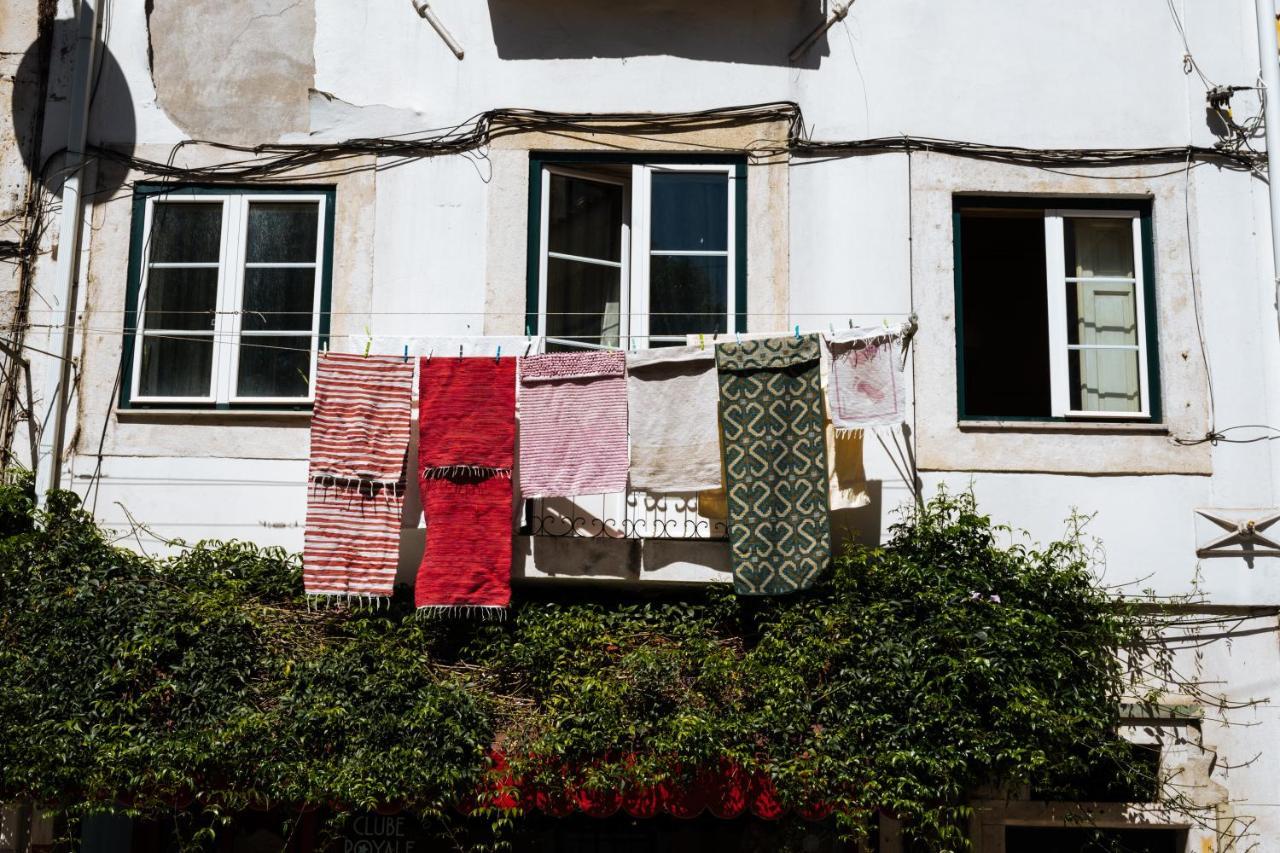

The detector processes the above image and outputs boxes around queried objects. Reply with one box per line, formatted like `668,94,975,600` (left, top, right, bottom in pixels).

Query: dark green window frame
525,152,749,341
953,195,1161,423
120,184,336,410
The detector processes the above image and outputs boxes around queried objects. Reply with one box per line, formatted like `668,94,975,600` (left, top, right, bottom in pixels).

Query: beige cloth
627,344,722,493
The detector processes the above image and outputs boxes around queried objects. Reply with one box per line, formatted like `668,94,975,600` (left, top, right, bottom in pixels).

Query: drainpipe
36,0,100,501
1256,0,1280,336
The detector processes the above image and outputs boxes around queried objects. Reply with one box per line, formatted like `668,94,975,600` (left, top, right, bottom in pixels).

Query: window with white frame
532,160,741,349
125,189,331,406
956,199,1157,420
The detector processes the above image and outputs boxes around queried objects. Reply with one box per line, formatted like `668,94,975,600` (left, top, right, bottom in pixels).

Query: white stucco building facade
2,1,1279,850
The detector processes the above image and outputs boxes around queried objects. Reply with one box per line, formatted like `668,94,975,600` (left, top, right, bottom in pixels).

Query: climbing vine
0,473,1168,850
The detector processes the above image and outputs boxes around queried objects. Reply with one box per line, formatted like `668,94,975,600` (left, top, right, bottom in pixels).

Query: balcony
514,490,731,585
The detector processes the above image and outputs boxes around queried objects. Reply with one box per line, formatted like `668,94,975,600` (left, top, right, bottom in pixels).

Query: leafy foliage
0,475,1154,850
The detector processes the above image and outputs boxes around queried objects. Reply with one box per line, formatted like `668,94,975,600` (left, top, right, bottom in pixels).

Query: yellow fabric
827,424,870,510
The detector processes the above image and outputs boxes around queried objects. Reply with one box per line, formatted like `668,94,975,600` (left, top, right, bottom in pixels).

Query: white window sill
116,408,312,422
957,419,1167,435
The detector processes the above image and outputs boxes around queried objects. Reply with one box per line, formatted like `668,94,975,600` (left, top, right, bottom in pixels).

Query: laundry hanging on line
626,344,722,494
716,334,832,596
517,350,630,498
415,356,517,616
824,325,909,432
303,352,414,603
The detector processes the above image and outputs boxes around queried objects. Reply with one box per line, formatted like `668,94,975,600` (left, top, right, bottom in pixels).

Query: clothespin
735,331,741,344
458,345,463,359
848,318,853,329
794,324,801,340
495,345,502,362
828,322,835,335
524,336,533,357
882,317,889,328
322,339,328,353
698,333,705,351
402,345,409,363
362,326,372,357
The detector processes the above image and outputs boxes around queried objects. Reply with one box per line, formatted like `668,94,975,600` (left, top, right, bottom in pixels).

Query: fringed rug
518,351,628,497
303,353,414,603
716,335,831,595
415,356,516,615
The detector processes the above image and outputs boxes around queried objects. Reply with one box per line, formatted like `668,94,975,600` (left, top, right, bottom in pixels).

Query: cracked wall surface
146,0,315,145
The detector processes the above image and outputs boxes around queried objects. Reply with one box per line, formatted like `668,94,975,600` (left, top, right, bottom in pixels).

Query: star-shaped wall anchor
1194,508,1280,565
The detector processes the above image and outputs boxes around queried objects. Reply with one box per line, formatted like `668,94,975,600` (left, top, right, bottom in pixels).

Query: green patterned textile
715,335,831,595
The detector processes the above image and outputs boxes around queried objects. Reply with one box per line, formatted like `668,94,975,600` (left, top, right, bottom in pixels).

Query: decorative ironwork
525,489,728,540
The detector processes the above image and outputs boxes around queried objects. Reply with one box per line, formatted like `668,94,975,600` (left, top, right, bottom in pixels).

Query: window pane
650,172,728,252
548,174,623,261
143,268,218,330
1065,217,1134,278
149,202,223,263
138,335,213,397
1067,281,1138,346
958,210,1052,417
1069,347,1142,412
648,255,727,338
236,335,312,398
546,258,621,347
245,202,319,263
242,267,316,332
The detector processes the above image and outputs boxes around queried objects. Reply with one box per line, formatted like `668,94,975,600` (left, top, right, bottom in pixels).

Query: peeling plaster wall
146,0,314,145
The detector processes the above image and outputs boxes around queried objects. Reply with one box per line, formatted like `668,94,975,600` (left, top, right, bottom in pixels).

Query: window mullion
214,198,245,404
725,166,736,336
1043,212,1070,417
620,183,633,349
536,167,551,338
130,198,157,401
631,163,651,348
1130,215,1151,416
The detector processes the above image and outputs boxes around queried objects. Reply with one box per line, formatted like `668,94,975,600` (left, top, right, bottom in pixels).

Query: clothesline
17,321,919,359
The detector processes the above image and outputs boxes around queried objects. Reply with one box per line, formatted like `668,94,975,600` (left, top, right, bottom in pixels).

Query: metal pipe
1252,0,1280,502
1256,0,1280,336
37,0,100,500
412,1,464,60
789,1,854,64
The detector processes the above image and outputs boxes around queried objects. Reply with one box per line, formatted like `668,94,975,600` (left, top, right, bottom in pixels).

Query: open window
121,186,334,408
955,198,1159,421
528,156,745,349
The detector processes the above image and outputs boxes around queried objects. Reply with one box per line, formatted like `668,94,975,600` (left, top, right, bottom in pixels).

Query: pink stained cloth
824,328,907,431
517,351,629,497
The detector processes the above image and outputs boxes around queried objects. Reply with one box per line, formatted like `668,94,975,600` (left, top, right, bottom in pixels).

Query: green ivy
0,474,1156,850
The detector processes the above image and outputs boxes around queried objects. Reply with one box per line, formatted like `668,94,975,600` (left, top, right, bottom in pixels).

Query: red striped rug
415,357,516,615
303,353,414,603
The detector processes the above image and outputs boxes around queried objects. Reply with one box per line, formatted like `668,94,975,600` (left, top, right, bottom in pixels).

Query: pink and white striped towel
517,351,628,498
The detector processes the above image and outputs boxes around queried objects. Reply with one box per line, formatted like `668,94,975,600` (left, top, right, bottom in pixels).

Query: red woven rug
415,357,516,614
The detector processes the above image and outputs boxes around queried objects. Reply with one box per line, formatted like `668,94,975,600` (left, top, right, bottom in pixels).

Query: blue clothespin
495,345,502,362
794,324,801,340
403,345,409,363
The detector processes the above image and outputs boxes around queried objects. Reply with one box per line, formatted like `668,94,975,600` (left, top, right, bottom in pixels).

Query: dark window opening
958,209,1051,417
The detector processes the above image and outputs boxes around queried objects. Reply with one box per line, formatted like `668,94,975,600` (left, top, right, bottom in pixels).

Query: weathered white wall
10,0,1280,843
